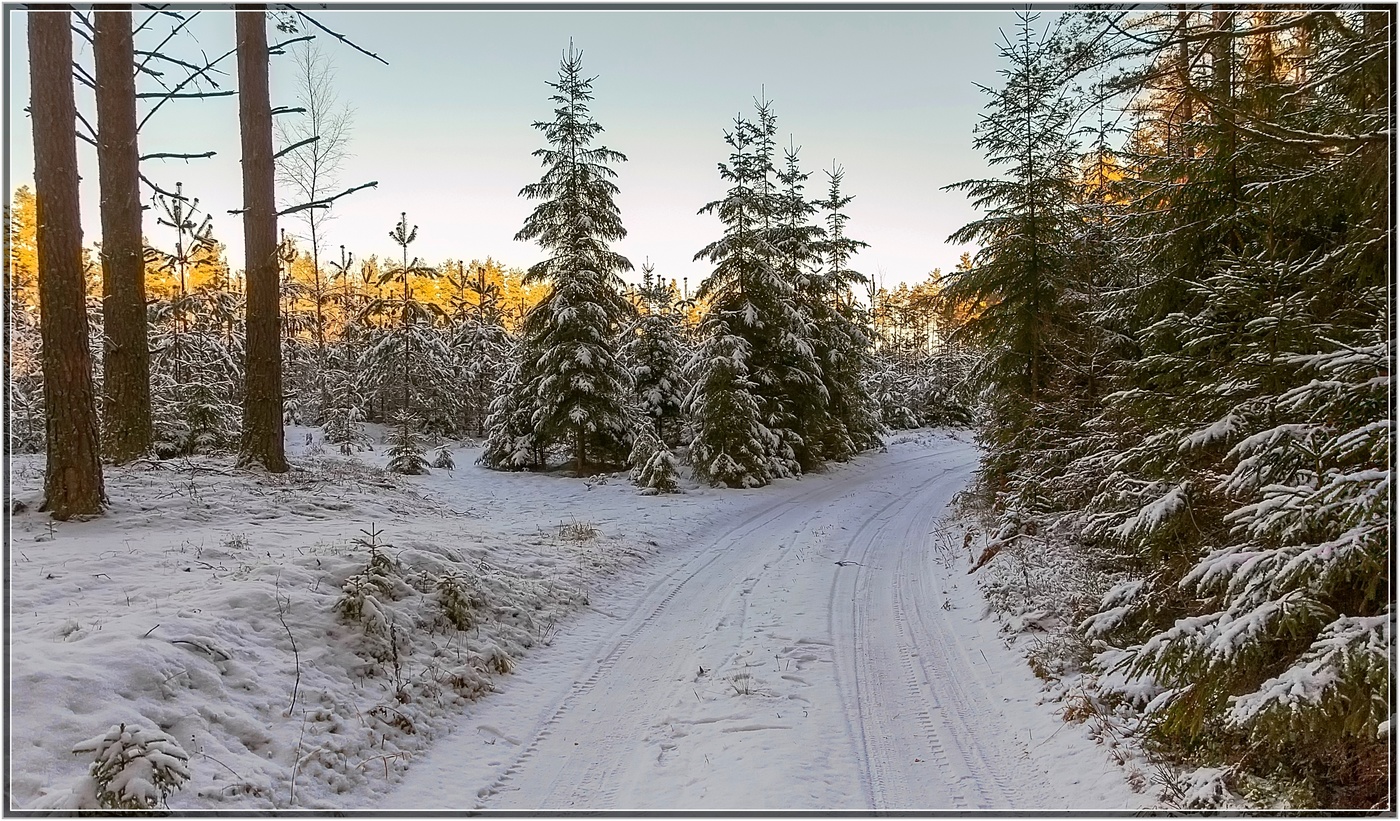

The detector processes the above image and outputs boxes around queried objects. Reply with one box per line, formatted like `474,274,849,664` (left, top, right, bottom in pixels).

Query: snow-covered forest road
384,436,1136,811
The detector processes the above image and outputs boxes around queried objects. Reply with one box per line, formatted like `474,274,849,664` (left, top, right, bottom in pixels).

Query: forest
8,5,1392,812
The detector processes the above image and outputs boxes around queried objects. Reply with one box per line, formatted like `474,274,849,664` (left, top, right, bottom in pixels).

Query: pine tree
445,261,513,437
1071,11,1392,801
811,163,882,459
358,213,455,436
94,8,152,463
385,410,429,475
479,357,541,470
770,142,832,469
30,7,105,518
235,7,288,473
487,42,635,475
629,425,680,494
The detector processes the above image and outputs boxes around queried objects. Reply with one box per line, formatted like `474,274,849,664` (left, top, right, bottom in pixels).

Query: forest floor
7,427,1146,812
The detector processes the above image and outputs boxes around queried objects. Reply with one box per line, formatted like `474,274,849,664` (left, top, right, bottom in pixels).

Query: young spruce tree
483,42,635,475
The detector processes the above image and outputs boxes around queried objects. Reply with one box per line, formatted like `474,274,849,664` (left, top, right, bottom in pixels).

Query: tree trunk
30,5,106,518
236,7,288,472
94,7,151,463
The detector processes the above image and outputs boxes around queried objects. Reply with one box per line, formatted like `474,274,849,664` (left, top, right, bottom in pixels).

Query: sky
7,7,1023,291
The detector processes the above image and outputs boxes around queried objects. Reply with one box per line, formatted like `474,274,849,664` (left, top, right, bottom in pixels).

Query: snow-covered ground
7,428,1148,811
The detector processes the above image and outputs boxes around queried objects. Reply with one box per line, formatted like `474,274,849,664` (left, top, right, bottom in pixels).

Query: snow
1110,481,1189,539
8,428,1147,811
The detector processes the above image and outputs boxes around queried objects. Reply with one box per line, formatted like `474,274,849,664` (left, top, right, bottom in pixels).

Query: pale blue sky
8,7,1024,289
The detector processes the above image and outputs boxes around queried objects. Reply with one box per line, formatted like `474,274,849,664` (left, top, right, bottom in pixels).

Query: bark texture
30,6,106,517
236,7,288,472
94,6,152,463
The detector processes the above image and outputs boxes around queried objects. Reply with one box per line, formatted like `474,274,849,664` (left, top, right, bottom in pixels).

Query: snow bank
6,440,696,811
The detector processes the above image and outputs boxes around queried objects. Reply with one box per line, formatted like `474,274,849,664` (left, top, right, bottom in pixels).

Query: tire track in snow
471,449,955,809
895,532,1070,808
830,456,979,810
830,442,1068,810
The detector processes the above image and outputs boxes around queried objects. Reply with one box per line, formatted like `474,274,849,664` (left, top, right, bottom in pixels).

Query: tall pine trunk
94,7,151,463
30,5,105,517
236,7,288,472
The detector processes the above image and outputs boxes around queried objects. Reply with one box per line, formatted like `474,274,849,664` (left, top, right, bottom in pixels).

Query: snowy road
382,436,1134,810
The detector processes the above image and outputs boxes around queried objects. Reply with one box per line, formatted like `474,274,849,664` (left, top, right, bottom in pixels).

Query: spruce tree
486,42,635,475
942,10,1080,491
686,113,779,488
770,142,832,469
811,163,882,459
621,260,689,447
688,101,825,486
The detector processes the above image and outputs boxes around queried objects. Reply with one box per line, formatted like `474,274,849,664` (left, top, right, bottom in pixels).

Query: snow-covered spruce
385,411,430,475
483,42,635,476
55,723,192,810
621,261,689,448
687,105,807,487
627,426,681,494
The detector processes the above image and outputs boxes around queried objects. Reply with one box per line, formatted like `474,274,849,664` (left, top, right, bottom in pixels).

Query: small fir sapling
432,444,455,469
70,723,191,810
385,411,429,475
629,427,681,494
436,571,482,630
335,525,403,637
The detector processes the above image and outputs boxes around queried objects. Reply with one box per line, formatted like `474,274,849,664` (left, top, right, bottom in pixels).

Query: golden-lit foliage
275,238,546,335
7,185,38,308
871,262,987,355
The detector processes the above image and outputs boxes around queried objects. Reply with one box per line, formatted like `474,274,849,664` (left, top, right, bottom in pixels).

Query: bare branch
269,35,315,55
277,180,378,216
74,108,98,141
137,45,240,131
139,172,190,201
135,48,228,80
289,9,389,65
72,62,96,89
140,151,218,162
273,135,319,160
136,89,236,99
133,6,181,37
136,9,200,74
271,105,307,116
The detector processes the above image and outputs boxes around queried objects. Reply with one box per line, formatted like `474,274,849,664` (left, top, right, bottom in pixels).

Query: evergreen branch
277,181,378,216
273,135,319,160
140,151,217,162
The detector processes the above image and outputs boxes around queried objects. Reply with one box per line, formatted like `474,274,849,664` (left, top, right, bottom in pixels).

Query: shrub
71,723,190,810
